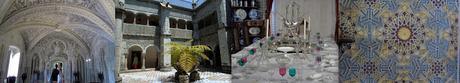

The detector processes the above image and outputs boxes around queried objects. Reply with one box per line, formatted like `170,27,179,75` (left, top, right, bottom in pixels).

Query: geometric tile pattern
338,0,458,82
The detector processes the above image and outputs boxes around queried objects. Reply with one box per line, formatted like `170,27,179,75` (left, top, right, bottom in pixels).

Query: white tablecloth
231,39,339,83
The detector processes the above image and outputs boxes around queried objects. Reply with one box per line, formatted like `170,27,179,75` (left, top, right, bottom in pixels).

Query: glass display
231,1,338,82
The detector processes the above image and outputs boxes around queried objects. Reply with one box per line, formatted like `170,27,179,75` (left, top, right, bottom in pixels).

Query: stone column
123,53,128,71
192,21,199,41
217,1,231,72
146,15,150,26
141,51,146,69
159,6,172,71
133,13,137,24
0,44,3,79
175,19,179,28
185,21,188,30
115,11,125,81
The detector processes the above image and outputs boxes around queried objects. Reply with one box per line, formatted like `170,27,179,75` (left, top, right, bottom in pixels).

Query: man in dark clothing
51,64,60,83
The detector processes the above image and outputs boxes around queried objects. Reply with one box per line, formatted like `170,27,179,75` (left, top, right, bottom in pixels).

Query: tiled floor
120,70,231,83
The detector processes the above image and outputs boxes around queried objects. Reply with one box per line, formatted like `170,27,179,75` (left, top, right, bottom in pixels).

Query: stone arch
45,54,68,82
124,11,135,24
136,13,148,25
30,53,40,75
170,18,178,28
149,15,160,26
127,45,143,69
29,53,42,82
178,19,187,29
6,45,21,81
74,54,85,83
145,45,160,69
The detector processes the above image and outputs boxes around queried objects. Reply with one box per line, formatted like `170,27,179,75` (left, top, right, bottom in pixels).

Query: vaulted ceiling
0,0,116,53
0,0,115,26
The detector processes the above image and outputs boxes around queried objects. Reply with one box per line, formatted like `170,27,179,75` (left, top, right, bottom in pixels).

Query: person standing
51,64,60,83
58,63,64,83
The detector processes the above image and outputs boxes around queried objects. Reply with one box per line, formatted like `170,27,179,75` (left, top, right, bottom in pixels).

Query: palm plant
168,41,210,82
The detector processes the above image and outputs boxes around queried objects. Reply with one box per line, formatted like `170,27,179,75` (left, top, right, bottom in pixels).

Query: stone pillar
185,21,188,30
133,13,137,24
0,44,3,79
159,6,172,71
141,51,146,69
192,21,199,41
124,53,128,71
115,11,125,81
175,19,179,28
217,0,231,72
146,15,150,26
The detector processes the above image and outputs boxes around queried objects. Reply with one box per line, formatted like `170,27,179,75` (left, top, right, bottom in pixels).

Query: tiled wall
338,0,458,82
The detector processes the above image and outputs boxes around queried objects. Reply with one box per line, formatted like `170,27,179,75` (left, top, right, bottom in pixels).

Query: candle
266,19,269,38
308,16,311,39
304,18,307,39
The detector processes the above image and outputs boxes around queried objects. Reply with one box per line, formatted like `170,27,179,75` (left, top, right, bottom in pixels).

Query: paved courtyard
120,70,231,83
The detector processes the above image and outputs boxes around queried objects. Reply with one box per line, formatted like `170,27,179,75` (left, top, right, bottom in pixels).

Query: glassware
315,55,322,64
288,67,296,77
279,67,287,77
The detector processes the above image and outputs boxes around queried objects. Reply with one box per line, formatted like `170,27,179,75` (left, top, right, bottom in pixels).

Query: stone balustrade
170,28,193,39
123,23,156,36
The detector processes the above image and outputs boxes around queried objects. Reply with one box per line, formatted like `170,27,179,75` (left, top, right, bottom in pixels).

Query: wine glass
288,67,297,81
278,66,288,83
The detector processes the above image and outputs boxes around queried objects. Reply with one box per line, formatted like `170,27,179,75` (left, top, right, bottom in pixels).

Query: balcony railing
170,28,193,39
123,23,156,36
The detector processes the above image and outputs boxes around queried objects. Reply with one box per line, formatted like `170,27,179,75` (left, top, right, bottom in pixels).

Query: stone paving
120,70,231,83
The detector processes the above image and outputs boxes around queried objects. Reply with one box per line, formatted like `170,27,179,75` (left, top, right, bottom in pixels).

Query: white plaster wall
272,0,336,37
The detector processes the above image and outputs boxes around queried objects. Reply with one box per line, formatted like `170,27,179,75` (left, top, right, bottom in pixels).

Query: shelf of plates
229,0,267,53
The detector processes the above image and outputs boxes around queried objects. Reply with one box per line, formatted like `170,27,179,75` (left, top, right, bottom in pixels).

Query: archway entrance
145,46,158,69
6,46,20,83
128,46,142,69
45,53,68,83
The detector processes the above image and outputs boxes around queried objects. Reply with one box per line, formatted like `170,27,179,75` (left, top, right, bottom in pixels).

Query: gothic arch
127,45,143,69
145,45,160,69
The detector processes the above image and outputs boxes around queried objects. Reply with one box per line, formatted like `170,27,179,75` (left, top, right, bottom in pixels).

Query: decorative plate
248,27,261,35
235,9,247,21
252,37,261,43
249,9,259,20
239,38,245,45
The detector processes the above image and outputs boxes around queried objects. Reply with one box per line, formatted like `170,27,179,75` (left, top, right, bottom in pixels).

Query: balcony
123,23,156,36
170,28,193,39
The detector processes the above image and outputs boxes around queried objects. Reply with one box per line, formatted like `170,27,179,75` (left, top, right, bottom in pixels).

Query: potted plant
168,42,210,83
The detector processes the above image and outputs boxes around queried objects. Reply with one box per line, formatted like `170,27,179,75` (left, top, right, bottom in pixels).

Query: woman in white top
57,63,64,83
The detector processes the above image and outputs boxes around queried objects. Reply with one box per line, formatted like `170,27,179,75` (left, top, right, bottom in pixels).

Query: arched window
7,46,20,77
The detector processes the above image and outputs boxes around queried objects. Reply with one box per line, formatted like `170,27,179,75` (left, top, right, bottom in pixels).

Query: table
231,39,339,83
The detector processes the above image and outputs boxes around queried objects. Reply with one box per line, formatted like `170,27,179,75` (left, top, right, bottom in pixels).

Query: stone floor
120,69,231,83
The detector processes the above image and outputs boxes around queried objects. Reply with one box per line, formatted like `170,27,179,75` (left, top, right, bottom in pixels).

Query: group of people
51,63,63,83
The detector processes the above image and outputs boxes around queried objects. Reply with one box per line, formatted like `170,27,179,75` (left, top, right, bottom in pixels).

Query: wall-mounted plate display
235,9,247,21
249,9,259,20
252,37,260,43
239,38,245,45
248,27,261,35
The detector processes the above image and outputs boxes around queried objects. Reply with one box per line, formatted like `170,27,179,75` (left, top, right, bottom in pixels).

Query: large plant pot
189,71,200,82
178,75,189,83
